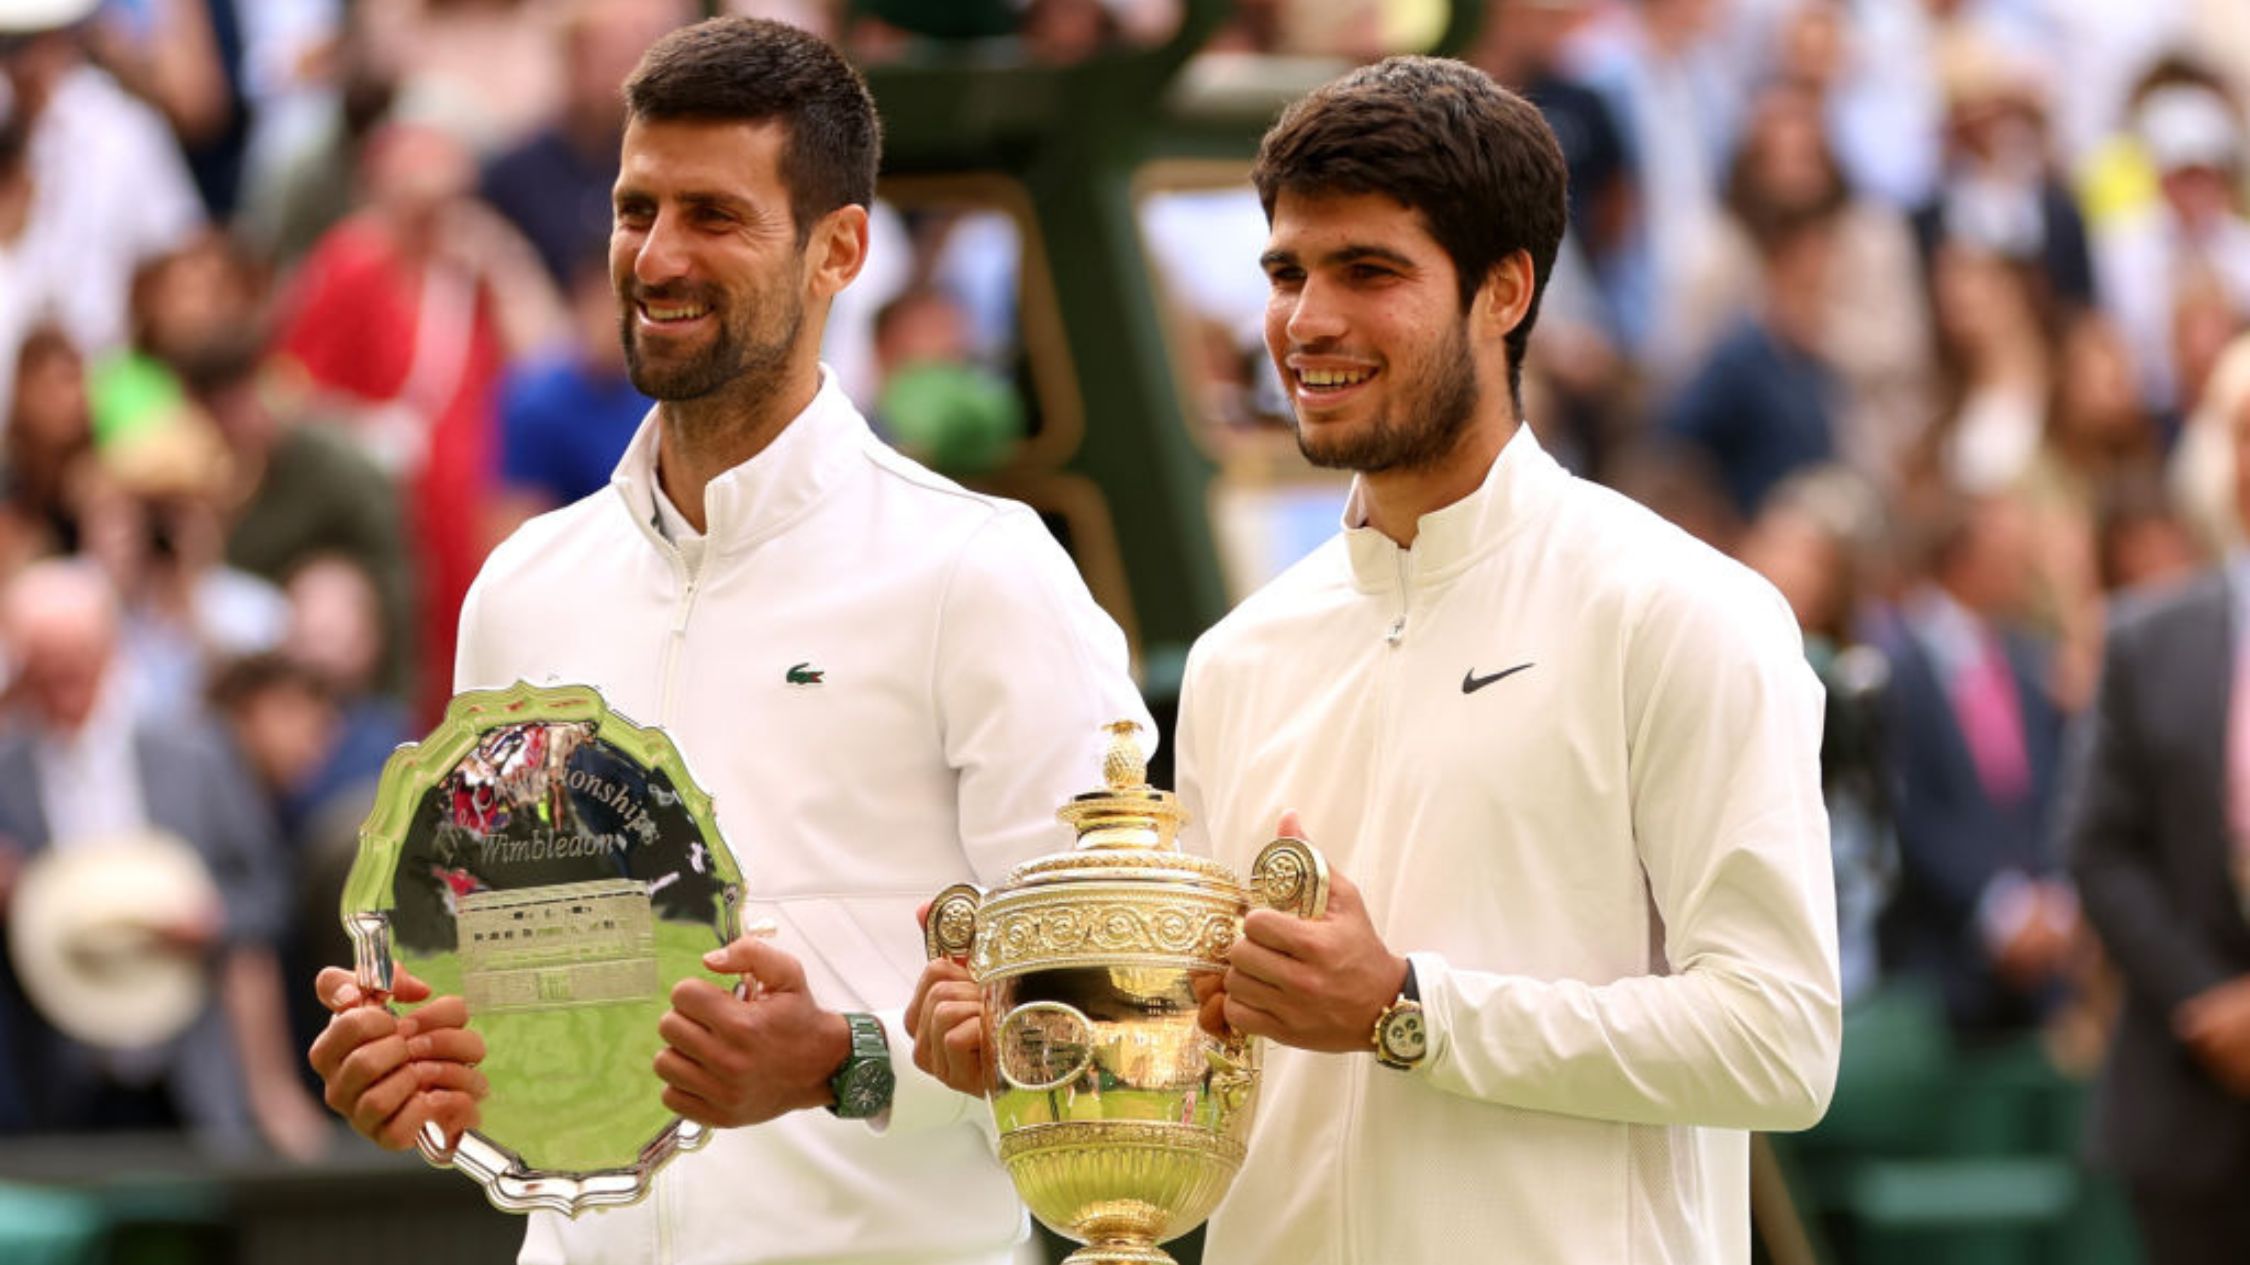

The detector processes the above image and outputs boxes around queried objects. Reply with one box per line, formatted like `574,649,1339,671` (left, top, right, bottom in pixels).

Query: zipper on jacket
1346,545,1412,1250
1385,549,1412,645
657,552,701,726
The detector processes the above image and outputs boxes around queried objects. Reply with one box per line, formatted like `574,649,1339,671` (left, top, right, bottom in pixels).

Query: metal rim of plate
341,681,745,1217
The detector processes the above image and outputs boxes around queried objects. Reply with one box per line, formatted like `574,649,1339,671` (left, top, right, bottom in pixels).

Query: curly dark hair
1252,56,1568,408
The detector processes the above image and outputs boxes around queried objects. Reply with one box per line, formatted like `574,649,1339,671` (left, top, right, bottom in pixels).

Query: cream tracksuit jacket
454,374,1150,1265
1179,425,1841,1264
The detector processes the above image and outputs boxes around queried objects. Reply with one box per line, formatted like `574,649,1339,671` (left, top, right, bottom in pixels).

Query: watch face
1380,1006,1427,1065
838,1063,897,1118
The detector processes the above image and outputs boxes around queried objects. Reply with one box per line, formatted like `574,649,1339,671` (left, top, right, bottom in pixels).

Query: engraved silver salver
341,683,744,1215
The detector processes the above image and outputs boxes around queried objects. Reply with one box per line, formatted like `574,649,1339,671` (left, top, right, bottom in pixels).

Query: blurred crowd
0,0,2244,1195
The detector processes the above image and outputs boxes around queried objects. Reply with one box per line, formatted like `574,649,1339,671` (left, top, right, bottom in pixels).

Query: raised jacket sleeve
1413,577,1840,1129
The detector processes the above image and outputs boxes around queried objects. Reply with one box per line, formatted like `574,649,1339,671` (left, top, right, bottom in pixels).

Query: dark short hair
207,651,334,715
623,17,881,240
1252,56,1568,407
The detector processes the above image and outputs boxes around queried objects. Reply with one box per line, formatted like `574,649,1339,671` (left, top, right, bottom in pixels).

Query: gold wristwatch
1371,959,1426,1071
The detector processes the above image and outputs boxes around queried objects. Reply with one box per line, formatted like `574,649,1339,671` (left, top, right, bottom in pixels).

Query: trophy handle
416,1120,459,1169
344,911,396,1004
1249,837,1330,920
994,1000,1097,1092
925,883,983,962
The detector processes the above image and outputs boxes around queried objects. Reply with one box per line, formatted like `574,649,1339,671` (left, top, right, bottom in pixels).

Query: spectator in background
1878,494,2079,1040
1661,199,1841,519
2079,56,2238,232
2095,77,2250,413
1674,80,1933,485
1821,0,1953,212
88,232,264,451
1021,0,1119,66
2014,312,2163,709
279,553,413,838
85,0,244,218
353,0,569,156
283,553,403,715
481,0,692,289
2093,473,2204,598
226,0,349,226
274,554,402,1054
207,644,401,1057
1564,0,1745,366
275,113,558,719
2171,328,2250,555
0,0,206,420
248,551,413,1044
492,238,651,535
0,560,325,1159
868,286,1023,475
77,409,290,725
1909,30,2095,316
2167,267,2249,440
1474,0,1632,280
2,326,97,560
2064,383,2250,1265
173,333,416,704
1921,243,2057,501
233,20,395,271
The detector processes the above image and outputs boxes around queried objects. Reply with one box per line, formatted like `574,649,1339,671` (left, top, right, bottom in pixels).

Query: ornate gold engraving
973,891,1238,978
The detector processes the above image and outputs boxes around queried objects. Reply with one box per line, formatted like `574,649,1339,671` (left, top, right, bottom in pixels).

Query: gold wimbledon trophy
924,722,1327,1265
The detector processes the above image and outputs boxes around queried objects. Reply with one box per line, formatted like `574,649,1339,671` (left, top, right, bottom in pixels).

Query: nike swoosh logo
1462,663,1534,694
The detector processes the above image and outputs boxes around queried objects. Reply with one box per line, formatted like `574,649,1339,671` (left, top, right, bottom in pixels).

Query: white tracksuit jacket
454,373,1150,1265
1179,424,1841,1264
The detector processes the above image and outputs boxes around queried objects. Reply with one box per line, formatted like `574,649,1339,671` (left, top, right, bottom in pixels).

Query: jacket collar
609,368,866,560
1341,422,1566,593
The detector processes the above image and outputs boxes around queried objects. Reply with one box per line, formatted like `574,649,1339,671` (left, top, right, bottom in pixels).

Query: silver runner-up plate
341,682,745,1216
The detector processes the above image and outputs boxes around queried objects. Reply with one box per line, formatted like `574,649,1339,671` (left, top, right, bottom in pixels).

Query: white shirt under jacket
1178,424,1841,1264
454,371,1150,1265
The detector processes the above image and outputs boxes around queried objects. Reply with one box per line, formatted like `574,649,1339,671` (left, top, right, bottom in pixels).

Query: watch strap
1372,959,1427,1071
826,1012,895,1118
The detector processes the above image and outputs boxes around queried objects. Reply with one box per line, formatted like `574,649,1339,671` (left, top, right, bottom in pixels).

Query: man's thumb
703,933,804,993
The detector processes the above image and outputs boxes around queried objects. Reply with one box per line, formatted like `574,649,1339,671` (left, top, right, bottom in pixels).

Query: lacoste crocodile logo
1462,663,1533,694
786,662,825,686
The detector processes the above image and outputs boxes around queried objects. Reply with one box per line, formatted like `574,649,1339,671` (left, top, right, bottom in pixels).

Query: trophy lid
1004,721,1239,891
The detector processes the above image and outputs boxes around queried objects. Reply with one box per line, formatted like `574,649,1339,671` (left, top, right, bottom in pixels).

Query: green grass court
402,919,732,1174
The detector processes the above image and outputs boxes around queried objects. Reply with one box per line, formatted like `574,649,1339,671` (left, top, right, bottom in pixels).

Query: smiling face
611,117,810,404
1261,190,1489,475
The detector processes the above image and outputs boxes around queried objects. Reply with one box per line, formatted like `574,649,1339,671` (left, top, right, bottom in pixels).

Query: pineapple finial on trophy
1101,720,1148,791
1060,721,1184,851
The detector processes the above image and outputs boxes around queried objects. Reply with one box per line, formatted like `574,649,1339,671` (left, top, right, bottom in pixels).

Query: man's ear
805,204,870,300
1476,250,1536,343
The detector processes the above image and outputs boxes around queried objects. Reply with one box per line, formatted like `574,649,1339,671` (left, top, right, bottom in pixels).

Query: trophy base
1060,1244,1175,1265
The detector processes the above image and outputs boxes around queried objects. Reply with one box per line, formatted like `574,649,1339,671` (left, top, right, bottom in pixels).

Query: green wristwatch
1371,960,1427,1071
827,1012,896,1119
